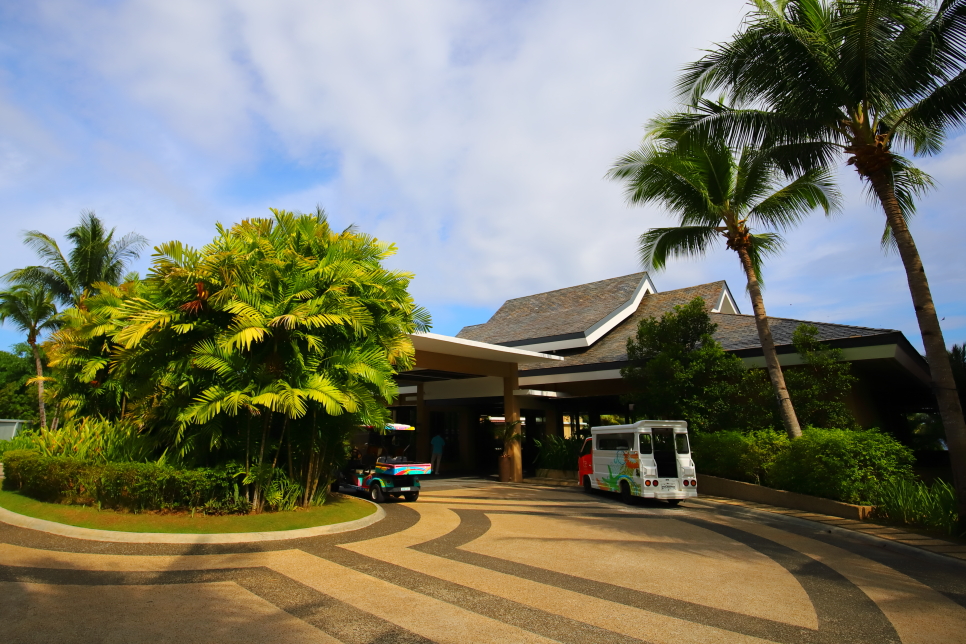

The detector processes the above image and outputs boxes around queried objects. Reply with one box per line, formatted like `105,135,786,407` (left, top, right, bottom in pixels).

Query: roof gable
457,273,657,351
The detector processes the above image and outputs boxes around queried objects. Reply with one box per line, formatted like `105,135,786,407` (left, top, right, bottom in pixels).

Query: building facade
394,273,934,475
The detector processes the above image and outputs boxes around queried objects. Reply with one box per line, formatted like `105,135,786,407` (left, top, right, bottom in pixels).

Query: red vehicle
578,420,696,505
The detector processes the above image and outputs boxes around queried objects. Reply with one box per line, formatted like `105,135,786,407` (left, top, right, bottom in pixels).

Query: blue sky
0,1,964,354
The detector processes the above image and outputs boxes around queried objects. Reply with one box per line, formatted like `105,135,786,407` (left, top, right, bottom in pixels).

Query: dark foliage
693,427,915,505
2,449,251,514
621,297,750,432
0,345,40,423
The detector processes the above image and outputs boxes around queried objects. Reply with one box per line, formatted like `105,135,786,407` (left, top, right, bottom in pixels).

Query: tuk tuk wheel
403,491,419,502
583,475,592,494
619,481,633,505
369,482,385,503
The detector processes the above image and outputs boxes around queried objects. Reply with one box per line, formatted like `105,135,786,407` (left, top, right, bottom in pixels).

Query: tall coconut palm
672,0,966,521
6,210,147,307
608,126,840,439
0,285,60,427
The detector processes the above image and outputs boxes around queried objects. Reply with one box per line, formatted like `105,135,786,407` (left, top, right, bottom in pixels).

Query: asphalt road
2,481,965,644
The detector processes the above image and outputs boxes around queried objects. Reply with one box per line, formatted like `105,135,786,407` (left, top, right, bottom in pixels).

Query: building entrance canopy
398,333,562,482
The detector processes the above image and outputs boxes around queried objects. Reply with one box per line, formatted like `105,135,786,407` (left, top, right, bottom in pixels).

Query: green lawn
0,490,375,533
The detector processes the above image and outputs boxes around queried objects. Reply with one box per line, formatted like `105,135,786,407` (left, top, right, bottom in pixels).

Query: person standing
430,432,446,475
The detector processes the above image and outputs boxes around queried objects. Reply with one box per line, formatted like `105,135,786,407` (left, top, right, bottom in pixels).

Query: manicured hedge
692,428,915,505
768,429,914,505
1,450,250,514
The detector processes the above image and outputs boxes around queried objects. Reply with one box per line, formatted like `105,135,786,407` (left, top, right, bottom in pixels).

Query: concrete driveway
2,482,964,644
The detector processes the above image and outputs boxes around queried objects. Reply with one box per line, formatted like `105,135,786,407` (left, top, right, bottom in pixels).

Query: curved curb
0,500,385,544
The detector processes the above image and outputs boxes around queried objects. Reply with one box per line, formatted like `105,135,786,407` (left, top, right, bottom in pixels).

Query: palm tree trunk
29,341,47,429
736,246,802,439
869,171,966,523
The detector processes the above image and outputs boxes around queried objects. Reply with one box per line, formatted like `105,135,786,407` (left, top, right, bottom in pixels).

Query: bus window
638,433,652,454
596,433,633,450
580,438,592,457
675,433,690,454
652,429,674,452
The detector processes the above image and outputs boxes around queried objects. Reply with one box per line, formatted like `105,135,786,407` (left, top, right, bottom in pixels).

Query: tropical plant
874,477,961,536
671,0,966,518
24,416,154,463
44,280,143,421
0,284,60,427
5,210,146,307
493,420,524,457
609,127,840,438
532,434,583,471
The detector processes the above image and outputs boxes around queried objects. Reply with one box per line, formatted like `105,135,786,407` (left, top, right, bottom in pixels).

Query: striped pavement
2,481,965,643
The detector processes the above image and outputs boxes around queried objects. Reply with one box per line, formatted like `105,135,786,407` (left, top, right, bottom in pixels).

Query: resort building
394,273,934,477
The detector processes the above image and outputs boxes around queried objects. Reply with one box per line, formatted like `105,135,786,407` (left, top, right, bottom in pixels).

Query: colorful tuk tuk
334,423,432,503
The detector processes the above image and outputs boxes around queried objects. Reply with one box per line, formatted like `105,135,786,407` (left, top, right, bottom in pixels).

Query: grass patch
0,490,375,534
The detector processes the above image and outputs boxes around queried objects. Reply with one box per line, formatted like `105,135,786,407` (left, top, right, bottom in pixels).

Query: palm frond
749,166,842,229
744,231,786,288
638,226,721,271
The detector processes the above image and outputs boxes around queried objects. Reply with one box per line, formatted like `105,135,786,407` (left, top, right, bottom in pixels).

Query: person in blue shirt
430,433,446,475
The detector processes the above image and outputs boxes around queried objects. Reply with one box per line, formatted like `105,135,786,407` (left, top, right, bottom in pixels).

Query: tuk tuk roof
362,423,415,432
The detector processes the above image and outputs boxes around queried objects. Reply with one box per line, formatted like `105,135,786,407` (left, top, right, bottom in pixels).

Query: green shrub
691,430,788,484
768,429,914,505
533,435,583,471
2,451,251,514
873,478,961,537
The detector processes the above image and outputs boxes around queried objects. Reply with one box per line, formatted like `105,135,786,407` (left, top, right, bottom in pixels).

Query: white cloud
0,0,963,350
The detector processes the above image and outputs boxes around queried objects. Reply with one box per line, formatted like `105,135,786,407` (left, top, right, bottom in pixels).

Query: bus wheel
369,483,385,503
619,481,633,505
666,499,681,508
583,475,592,494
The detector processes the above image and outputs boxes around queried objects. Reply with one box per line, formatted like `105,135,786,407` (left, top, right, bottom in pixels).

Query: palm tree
0,285,60,427
672,0,966,522
608,126,840,439
5,210,147,306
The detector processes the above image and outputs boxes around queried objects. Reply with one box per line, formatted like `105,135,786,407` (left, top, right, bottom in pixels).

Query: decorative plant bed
0,490,375,534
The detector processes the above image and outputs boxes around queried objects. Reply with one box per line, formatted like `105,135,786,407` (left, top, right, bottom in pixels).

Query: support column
416,383,429,462
503,371,522,483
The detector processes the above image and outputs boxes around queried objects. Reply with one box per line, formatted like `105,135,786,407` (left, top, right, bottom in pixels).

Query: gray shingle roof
711,314,895,351
517,285,896,372
519,281,728,370
457,272,647,345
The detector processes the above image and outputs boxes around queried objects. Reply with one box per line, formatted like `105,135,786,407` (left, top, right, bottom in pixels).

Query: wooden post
503,372,522,482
